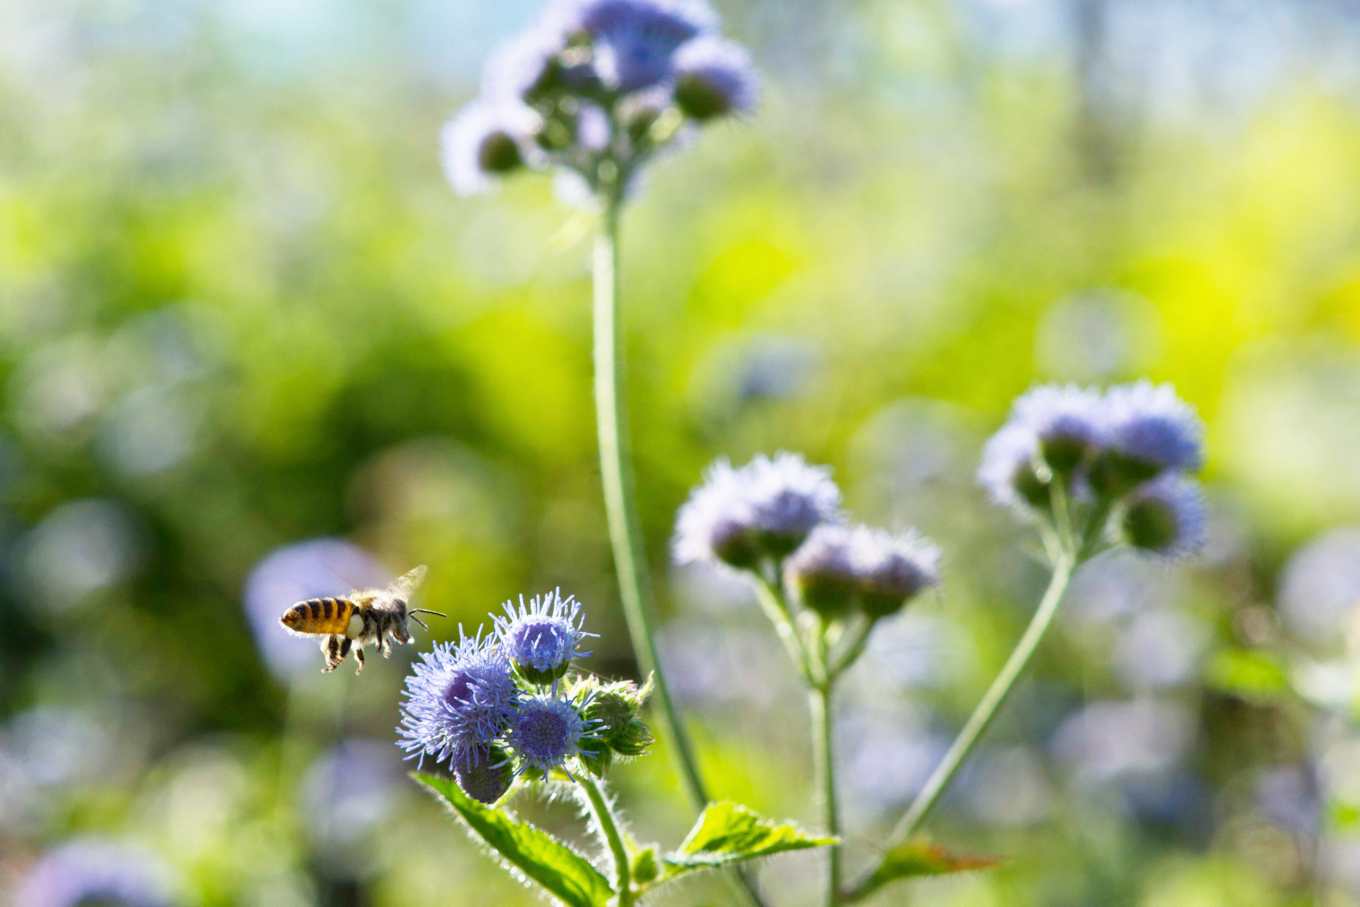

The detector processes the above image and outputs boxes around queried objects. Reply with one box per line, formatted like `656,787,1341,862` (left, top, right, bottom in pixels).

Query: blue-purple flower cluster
442,0,758,200
674,452,940,620
979,381,1207,557
397,591,644,803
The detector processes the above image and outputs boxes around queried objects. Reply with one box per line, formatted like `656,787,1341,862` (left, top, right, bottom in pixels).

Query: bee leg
353,645,365,675
322,635,344,673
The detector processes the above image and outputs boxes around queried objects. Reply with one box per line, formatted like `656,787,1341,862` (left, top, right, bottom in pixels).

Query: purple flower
396,630,519,770
17,838,175,907
508,694,593,774
1099,381,1203,481
977,422,1046,514
672,36,758,120
673,452,842,569
1010,384,1105,474
785,524,940,618
563,0,716,92
494,589,594,684
440,99,541,196
1119,475,1208,558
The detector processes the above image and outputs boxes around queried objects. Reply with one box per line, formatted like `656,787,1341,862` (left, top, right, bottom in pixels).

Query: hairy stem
578,774,633,906
869,551,1076,864
593,194,766,907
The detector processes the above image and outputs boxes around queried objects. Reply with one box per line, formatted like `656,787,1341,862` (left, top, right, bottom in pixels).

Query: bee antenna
409,615,430,632
409,609,447,618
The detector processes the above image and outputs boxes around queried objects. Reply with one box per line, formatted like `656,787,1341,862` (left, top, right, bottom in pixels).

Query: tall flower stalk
593,187,707,806
439,2,762,902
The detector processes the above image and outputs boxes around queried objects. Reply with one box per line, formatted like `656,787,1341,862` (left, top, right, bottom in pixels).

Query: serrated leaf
847,838,1000,902
663,801,836,877
414,772,613,907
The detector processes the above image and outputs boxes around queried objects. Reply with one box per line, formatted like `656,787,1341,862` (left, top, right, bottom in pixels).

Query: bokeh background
4,0,1360,904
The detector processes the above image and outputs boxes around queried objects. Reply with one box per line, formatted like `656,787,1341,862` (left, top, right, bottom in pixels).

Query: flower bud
1119,476,1207,558
571,674,655,757
455,744,514,805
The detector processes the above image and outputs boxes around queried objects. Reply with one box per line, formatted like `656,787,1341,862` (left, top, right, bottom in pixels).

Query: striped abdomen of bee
280,597,356,637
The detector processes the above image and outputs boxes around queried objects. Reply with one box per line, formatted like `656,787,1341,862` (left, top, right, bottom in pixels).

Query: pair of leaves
846,838,1000,902
415,774,833,906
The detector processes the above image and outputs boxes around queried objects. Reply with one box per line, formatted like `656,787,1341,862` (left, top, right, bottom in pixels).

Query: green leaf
414,772,614,907
847,838,1000,902
663,801,836,877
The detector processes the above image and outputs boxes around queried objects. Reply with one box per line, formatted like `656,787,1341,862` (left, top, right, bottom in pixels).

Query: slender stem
578,774,634,906
828,617,878,681
754,577,815,683
593,195,706,806
877,551,1076,851
811,642,842,905
593,195,766,907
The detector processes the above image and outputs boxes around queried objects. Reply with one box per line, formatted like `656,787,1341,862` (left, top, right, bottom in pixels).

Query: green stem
811,669,841,905
754,577,815,683
828,617,877,681
593,196,705,806
578,774,634,906
872,551,1077,860
593,194,766,907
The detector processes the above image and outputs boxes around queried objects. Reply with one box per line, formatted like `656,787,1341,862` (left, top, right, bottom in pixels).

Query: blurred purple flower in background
1277,527,1360,652
303,739,403,859
16,838,177,907
1052,699,1195,784
241,538,388,678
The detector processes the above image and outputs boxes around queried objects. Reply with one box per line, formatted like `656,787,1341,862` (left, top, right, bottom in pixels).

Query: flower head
441,0,752,202
977,422,1047,514
17,838,175,907
397,630,519,770
1119,475,1208,558
851,526,942,618
672,36,758,120
674,452,842,569
508,694,594,774
786,524,940,619
1094,381,1203,491
783,524,860,617
494,588,594,684
744,452,844,556
440,99,541,196
565,0,716,92
1011,384,1105,475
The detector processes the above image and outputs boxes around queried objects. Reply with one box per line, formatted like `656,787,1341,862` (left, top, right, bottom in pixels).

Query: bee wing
388,564,428,600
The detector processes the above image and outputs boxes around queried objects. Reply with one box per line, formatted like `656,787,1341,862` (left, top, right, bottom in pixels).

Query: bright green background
4,1,1360,904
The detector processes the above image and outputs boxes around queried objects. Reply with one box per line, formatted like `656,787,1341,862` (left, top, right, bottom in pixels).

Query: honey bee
278,565,444,674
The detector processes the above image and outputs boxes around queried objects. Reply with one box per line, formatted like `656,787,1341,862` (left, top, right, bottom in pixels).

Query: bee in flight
279,565,444,674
